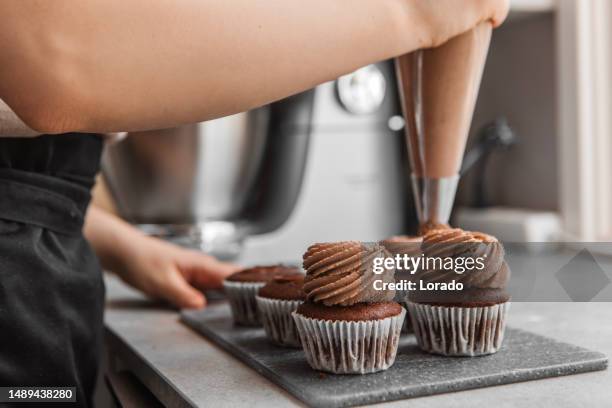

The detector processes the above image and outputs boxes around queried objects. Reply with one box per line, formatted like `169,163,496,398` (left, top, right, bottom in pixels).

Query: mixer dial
337,64,386,115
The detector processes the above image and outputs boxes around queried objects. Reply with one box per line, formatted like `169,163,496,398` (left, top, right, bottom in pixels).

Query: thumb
162,268,207,309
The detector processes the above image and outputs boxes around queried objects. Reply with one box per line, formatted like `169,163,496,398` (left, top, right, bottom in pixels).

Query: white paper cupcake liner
406,301,510,356
292,307,406,374
255,296,303,348
223,280,266,326
399,302,414,334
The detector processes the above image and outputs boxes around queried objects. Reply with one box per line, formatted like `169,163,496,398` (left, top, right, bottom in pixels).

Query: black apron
0,134,105,407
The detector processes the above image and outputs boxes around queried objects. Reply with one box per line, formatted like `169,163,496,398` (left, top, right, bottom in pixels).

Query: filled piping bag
395,23,492,232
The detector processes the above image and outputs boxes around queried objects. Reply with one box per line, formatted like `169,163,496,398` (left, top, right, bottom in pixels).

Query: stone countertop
104,275,611,408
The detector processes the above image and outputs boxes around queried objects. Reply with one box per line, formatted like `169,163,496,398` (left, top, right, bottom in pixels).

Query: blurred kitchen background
95,0,612,263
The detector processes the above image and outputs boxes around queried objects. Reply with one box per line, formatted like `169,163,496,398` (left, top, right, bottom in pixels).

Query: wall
457,14,558,211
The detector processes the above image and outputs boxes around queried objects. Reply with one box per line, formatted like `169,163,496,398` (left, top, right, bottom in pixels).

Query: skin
0,0,508,133
84,205,240,308
0,0,509,308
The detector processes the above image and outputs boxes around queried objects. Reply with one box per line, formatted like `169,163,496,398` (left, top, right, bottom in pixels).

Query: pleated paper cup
406,301,510,356
292,307,406,374
255,296,303,348
223,280,266,326
399,302,414,334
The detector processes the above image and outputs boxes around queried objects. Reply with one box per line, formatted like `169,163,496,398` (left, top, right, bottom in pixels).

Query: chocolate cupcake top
411,228,511,305
297,301,402,322
226,265,301,283
258,275,305,301
302,241,395,306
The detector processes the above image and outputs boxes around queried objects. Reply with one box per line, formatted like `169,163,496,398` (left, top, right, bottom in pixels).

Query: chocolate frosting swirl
302,241,395,306
412,228,510,304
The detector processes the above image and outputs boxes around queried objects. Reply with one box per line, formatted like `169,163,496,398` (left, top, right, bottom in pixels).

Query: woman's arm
0,0,508,134
84,205,240,308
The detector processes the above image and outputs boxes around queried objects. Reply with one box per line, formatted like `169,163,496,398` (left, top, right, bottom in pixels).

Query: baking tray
181,302,608,408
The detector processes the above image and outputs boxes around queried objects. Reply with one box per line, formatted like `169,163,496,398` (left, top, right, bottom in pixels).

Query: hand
84,206,241,309
412,0,510,48
115,234,241,309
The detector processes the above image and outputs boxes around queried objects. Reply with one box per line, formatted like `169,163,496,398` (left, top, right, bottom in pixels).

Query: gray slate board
180,302,608,408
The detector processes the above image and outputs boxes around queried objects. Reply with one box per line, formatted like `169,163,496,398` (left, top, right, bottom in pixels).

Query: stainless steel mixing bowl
102,109,269,257
102,91,315,259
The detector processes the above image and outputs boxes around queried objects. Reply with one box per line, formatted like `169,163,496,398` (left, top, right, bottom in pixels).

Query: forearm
0,0,427,133
84,204,144,274
84,204,238,307
0,98,40,137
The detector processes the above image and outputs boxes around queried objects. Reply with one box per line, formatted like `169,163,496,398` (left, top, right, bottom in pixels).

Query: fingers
178,249,241,290
161,268,207,309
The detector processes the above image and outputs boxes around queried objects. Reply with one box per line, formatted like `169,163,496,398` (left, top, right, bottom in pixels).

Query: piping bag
395,23,492,233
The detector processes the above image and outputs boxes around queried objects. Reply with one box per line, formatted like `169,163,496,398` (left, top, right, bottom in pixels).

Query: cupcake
224,265,301,326
292,242,406,374
256,275,305,347
380,235,423,333
406,228,511,356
